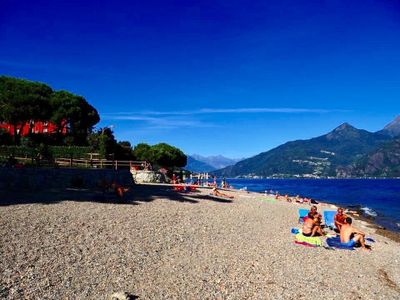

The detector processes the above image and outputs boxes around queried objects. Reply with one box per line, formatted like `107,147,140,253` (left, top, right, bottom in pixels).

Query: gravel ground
1,184,399,299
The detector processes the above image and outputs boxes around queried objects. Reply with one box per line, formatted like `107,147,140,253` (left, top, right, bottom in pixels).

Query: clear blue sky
1,0,400,158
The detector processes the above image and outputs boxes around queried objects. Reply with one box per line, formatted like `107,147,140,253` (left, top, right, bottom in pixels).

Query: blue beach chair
323,210,336,229
298,208,309,224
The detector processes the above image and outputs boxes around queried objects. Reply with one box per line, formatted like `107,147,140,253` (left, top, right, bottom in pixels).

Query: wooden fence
4,156,149,171
54,158,148,170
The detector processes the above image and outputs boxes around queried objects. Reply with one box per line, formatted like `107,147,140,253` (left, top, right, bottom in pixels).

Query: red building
0,120,67,136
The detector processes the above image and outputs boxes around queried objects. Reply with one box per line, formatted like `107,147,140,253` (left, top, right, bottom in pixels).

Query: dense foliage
133,142,187,169
87,128,135,160
0,76,99,145
0,145,92,159
0,76,187,170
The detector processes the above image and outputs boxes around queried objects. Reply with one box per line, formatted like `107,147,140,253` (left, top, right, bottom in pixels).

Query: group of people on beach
301,206,370,250
274,192,317,205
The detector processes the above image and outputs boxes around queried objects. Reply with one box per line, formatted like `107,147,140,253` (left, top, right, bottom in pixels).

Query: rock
110,291,131,300
130,170,168,183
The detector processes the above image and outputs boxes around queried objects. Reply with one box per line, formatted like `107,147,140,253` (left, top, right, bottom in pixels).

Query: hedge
0,146,93,159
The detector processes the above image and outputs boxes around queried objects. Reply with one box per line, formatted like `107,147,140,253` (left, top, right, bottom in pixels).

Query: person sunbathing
284,194,292,202
212,187,234,199
302,212,324,237
340,217,370,250
334,207,347,232
295,195,304,204
111,182,129,200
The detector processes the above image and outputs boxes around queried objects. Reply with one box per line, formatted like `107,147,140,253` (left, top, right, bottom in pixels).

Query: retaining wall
0,167,133,192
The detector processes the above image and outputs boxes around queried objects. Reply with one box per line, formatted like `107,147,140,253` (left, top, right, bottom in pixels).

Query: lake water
223,179,400,232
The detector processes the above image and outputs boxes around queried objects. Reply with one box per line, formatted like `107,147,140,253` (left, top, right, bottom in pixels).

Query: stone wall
0,167,133,192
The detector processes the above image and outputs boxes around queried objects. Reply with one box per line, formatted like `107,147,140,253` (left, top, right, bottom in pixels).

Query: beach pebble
0,184,399,299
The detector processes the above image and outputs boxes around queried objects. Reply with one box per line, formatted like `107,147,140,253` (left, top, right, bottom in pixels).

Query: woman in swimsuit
302,212,324,237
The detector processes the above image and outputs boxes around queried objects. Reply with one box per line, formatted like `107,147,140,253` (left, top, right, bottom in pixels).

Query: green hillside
213,123,391,178
342,139,400,177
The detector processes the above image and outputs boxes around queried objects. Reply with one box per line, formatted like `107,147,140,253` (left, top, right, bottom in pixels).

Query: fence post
115,160,118,170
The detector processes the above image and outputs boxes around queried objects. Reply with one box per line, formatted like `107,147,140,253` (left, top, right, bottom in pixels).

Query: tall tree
50,91,100,145
0,76,52,144
87,127,119,158
49,90,78,136
150,143,187,168
133,143,152,161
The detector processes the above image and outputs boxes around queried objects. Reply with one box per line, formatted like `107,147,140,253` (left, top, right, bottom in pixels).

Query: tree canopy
0,76,52,142
132,142,187,169
0,76,99,145
0,76,187,170
87,128,135,160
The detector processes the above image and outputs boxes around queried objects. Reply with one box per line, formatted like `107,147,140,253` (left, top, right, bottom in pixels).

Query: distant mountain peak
381,115,400,137
190,154,243,169
333,122,356,132
325,123,361,140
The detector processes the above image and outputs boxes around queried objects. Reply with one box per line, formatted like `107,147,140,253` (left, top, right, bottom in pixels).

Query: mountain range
185,154,243,172
212,116,400,178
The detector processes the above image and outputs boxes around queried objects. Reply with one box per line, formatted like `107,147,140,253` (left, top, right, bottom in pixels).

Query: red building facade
0,120,67,136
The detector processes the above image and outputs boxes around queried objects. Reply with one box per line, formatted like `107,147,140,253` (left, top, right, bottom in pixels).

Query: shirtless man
302,212,324,237
334,207,347,232
340,217,369,250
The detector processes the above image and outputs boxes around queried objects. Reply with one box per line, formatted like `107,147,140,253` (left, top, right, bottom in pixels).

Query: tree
0,128,12,145
49,90,78,136
50,91,100,145
133,143,152,161
115,141,135,160
87,127,118,158
0,76,52,144
73,97,100,144
150,143,187,169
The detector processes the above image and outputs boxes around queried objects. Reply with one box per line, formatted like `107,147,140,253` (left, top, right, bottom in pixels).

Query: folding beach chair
323,210,336,229
298,208,309,224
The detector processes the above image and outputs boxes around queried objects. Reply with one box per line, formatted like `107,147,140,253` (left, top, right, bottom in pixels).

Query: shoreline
219,178,400,235
228,177,400,180
215,185,400,243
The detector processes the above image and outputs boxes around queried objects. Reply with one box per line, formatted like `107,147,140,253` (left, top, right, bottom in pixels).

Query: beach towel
295,233,322,246
326,236,355,250
298,208,309,223
294,241,318,248
257,197,276,203
323,210,336,229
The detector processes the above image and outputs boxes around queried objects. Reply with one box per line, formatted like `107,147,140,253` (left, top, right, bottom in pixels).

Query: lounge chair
298,208,309,223
323,210,336,229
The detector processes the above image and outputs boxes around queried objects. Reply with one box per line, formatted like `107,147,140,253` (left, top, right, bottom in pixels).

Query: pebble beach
1,184,400,299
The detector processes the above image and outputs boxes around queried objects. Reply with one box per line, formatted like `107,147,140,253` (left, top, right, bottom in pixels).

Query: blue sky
1,0,400,158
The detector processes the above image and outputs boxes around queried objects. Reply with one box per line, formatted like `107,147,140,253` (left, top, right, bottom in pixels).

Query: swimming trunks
302,232,312,237
341,239,356,247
